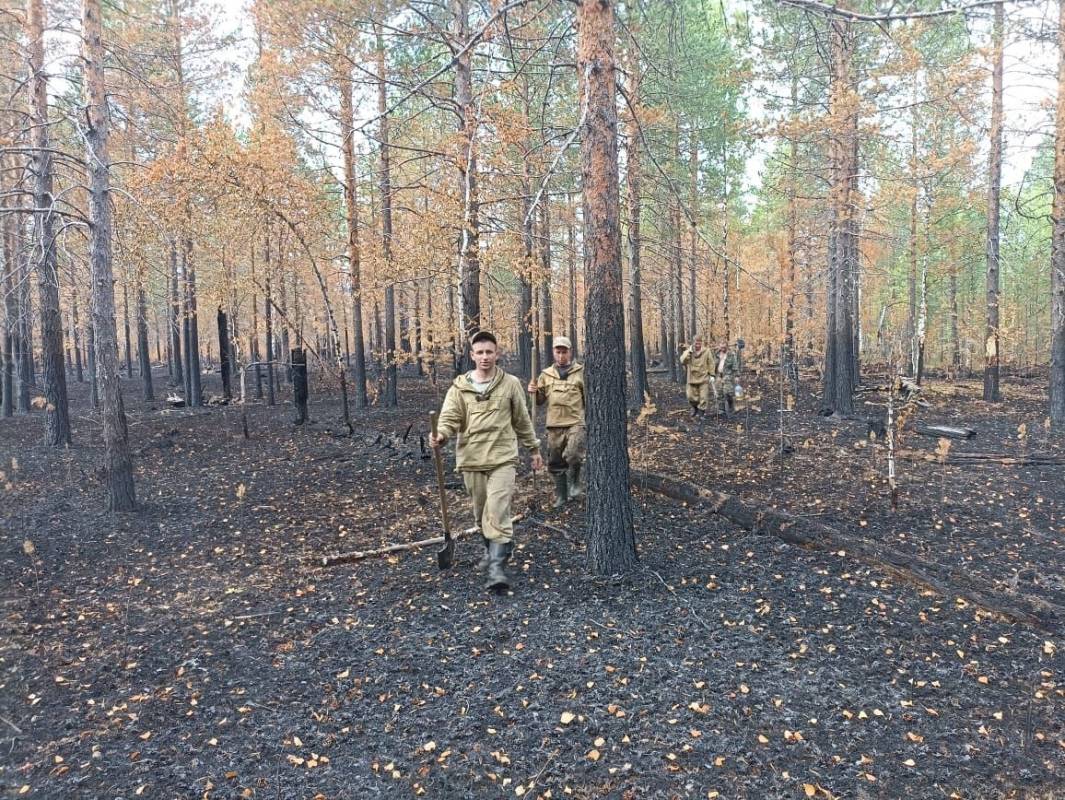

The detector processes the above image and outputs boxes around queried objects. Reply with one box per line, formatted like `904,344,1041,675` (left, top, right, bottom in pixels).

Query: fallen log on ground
630,469,1061,632
315,530,469,567
900,450,1065,466
916,423,976,439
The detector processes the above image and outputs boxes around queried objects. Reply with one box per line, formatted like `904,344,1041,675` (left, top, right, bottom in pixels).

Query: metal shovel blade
437,533,455,570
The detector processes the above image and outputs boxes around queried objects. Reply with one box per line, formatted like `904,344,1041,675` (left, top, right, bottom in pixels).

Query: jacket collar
546,362,583,379
453,366,506,397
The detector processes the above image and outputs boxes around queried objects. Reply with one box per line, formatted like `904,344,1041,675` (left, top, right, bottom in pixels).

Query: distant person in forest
715,342,740,418
528,336,586,509
430,331,543,592
680,335,714,417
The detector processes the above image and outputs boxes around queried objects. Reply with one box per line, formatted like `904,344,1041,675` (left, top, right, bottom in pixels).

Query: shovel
429,412,455,570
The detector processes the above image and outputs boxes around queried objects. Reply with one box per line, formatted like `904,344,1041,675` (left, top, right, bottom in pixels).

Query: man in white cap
528,336,586,508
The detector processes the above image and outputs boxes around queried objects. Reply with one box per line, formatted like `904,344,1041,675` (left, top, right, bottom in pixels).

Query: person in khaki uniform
714,342,740,417
679,336,714,416
430,331,543,591
527,336,585,509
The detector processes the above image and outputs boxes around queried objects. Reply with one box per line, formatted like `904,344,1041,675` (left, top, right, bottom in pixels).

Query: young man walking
528,336,586,509
430,331,543,591
680,336,714,417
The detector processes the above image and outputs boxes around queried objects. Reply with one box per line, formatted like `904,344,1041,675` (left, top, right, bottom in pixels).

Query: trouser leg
481,464,516,544
563,425,585,498
698,382,711,413
686,383,701,415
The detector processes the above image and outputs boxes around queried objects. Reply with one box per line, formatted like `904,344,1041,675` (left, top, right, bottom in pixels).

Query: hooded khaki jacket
534,362,586,428
436,368,540,471
680,347,713,385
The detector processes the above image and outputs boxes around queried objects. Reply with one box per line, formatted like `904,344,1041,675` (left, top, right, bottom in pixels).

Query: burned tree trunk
377,27,398,408
820,15,857,417
1051,0,1065,428
624,61,648,409
291,347,308,425
71,283,84,383
578,0,637,575
122,279,133,379
84,0,136,510
137,283,153,400
540,196,553,368
1,157,15,416
519,170,535,382
264,250,276,407
340,58,368,409
169,239,182,386
28,0,72,446
217,307,232,400
452,0,481,371
984,2,1004,403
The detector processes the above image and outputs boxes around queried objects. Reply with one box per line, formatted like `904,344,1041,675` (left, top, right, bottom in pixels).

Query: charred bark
578,0,637,575
984,2,1004,402
377,27,398,407
28,0,71,446
84,0,136,510
1051,0,1065,427
340,63,368,409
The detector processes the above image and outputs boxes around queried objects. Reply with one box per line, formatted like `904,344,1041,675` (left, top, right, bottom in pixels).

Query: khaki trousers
463,464,516,544
546,425,586,473
685,381,713,411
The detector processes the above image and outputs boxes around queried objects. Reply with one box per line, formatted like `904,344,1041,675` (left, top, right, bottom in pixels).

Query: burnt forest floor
0,364,1062,800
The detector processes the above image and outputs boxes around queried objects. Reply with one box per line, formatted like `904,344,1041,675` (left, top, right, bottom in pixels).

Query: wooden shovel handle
429,412,452,536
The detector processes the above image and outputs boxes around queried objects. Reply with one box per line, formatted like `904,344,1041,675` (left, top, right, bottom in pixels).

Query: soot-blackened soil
1,367,1062,799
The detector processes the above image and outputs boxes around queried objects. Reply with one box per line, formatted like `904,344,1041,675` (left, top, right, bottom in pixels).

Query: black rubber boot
475,534,490,571
689,401,700,417
484,540,513,592
552,473,569,509
724,395,734,418
567,463,583,499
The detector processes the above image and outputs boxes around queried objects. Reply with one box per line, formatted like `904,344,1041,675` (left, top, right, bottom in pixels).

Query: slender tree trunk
184,242,202,405
377,27,398,407
667,267,678,381
218,307,232,400
624,65,648,408
28,0,71,446
181,248,192,400
414,282,424,376
688,131,698,339
721,144,731,346
84,0,135,510
72,287,84,383
123,279,133,379
672,125,685,363
518,171,534,381
984,2,1004,402
453,0,480,368
783,76,798,384
265,243,276,406
949,268,960,372
578,0,636,574
340,61,368,409
909,105,919,376
1050,0,1065,427
540,195,553,367
820,15,857,417
169,239,182,386
137,283,153,400
568,200,579,358
2,156,16,416
87,322,98,409
20,258,36,393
